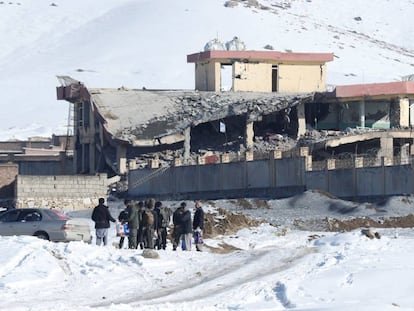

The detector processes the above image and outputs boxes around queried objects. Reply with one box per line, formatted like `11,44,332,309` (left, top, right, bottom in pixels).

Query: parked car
0,208,92,243
0,207,9,216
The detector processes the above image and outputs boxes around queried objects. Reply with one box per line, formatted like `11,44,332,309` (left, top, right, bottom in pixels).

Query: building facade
310,81,414,130
187,50,333,93
57,49,335,176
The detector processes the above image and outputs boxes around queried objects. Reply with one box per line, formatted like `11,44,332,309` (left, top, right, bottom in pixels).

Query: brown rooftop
335,81,414,98
187,50,334,63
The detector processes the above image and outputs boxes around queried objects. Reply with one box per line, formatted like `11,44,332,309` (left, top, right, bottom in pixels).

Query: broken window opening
190,116,245,153
83,101,90,128
305,101,331,130
220,64,233,91
253,108,298,142
312,139,381,161
125,142,183,169
77,104,83,127
272,65,278,92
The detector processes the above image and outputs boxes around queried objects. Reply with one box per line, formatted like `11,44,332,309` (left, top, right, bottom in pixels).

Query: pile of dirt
199,204,414,236
325,214,414,232
203,208,262,238
198,207,263,254
165,207,261,252
291,214,414,232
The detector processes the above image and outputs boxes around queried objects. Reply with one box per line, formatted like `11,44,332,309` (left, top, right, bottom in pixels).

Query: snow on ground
1,193,414,310
1,1,414,308
222,190,414,229
0,0,413,140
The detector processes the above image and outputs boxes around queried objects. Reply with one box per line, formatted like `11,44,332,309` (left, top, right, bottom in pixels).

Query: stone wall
15,174,108,210
0,164,18,206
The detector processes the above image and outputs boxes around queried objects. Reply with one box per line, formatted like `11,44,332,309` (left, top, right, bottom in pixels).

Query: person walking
91,197,116,246
181,203,193,251
172,203,185,251
117,203,129,249
125,200,140,249
156,201,172,250
193,200,205,251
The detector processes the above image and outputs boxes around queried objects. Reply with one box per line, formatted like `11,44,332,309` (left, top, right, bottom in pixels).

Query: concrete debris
111,89,394,170
118,91,313,142
128,123,390,169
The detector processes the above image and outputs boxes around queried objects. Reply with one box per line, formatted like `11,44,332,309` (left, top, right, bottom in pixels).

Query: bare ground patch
326,214,414,231
202,206,414,235
203,207,262,238
204,242,242,254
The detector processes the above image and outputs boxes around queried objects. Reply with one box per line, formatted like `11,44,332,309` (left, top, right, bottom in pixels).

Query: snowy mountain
0,0,413,140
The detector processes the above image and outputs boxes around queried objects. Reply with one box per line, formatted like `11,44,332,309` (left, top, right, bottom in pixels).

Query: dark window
272,65,278,92
0,210,20,222
78,104,83,127
20,211,42,222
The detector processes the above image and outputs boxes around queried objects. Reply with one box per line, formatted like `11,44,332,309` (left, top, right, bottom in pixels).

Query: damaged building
56,45,414,200
310,81,414,130
57,49,334,176
306,81,414,163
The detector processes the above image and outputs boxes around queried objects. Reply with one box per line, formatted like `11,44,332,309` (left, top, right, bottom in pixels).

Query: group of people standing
172,201,204,251
91,197,205,251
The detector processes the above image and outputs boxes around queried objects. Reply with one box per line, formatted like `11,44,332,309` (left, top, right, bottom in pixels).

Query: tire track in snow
92,246,317,308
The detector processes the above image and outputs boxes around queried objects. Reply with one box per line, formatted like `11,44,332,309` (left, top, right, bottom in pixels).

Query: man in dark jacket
154,201,162,250
181,203,193,251
137,201,145,249
125,200,140,249
91,197,116,246
155,201,172,250
193,200,205,251
172,203,185,251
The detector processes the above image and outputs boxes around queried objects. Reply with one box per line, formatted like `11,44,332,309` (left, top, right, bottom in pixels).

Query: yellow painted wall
399,97,410,127
233,62,272,92
278,63,326,93
194,60,327,93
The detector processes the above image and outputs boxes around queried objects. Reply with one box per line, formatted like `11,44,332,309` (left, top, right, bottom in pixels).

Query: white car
0,208,92,243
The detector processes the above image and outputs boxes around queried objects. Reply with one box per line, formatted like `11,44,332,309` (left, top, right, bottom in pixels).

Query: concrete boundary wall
129,157,414,200
306,165,413,198
16,174,108,210
128,157,306,199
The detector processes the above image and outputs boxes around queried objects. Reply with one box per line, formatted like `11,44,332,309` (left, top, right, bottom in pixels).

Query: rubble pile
123,91,315,167
123,90,394,168
130,91,314,139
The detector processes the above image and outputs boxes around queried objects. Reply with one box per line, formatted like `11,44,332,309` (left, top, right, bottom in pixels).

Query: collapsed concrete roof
88,88,314,146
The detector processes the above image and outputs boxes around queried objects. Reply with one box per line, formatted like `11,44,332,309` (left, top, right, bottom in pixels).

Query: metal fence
312,155,414,171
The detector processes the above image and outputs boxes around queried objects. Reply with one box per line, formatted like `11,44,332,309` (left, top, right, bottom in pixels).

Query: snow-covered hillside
0,0,413,140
